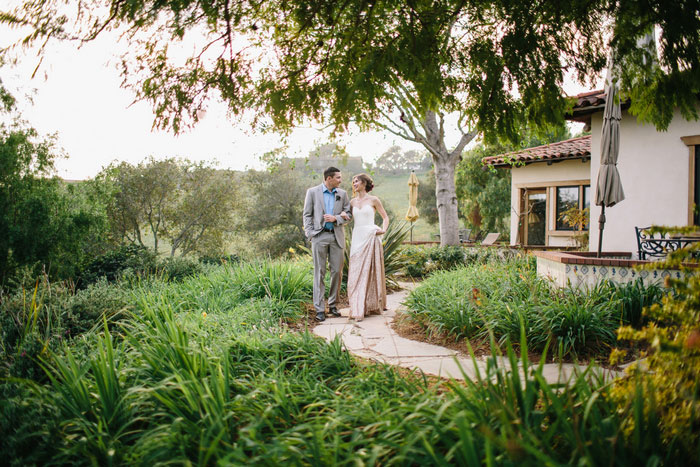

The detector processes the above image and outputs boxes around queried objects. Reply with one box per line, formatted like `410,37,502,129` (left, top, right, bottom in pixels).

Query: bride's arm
340,198,354,221
374,197,389,235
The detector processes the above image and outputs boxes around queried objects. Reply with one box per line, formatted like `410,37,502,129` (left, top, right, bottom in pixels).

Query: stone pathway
313,282,621,384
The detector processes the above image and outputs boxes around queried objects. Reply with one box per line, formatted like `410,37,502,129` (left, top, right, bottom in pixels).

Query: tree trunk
420,110,473,246
388,108,475,246
470,204,482,231
434,155,461,245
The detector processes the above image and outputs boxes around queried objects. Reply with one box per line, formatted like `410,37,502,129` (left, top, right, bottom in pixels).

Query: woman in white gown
347,174,389,321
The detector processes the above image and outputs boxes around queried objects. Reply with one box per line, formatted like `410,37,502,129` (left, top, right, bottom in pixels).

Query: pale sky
1,24,596,180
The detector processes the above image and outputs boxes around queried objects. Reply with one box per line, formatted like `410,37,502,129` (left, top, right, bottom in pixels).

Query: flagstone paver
313,281,623,383
369,336,457,358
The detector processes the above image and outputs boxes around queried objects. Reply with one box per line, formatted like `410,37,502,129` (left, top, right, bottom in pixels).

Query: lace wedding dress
347,204,386,320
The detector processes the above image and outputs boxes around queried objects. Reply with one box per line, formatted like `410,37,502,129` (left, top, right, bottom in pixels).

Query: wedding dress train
347,204,386,320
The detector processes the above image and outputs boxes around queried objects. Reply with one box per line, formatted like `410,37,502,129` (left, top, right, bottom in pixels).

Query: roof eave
485,155,590,168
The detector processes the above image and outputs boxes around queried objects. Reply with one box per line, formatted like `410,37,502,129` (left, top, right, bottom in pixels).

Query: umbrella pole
597,205,606,258
410,221,414,243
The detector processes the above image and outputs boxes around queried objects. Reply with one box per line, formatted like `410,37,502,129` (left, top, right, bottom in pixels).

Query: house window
518,180,591,246
556,185,589,231
681,136,700,225
583,185,591,229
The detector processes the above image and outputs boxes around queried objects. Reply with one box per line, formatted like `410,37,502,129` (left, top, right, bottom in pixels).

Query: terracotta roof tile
483,135,591,167
572,89,606,109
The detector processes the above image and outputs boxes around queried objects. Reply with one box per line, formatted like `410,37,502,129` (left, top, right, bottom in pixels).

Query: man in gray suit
303,167,352,321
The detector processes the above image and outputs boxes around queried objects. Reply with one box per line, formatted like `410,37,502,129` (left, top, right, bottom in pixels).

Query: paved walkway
313,282,621,384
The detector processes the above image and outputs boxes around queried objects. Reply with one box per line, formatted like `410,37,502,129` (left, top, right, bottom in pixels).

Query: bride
346,173,389,321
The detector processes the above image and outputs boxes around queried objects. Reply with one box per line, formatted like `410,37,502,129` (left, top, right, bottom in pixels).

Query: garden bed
398,256,664,362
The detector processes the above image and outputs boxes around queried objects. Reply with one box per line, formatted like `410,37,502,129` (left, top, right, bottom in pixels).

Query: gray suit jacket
303,184,352,246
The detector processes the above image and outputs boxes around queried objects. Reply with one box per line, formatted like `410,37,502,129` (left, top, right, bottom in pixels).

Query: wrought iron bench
635,226,700,260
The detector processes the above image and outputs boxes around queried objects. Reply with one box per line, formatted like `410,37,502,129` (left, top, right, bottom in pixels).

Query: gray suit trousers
311,230,344,313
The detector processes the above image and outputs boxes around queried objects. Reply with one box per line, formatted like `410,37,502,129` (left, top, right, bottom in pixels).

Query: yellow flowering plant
609,226,700,459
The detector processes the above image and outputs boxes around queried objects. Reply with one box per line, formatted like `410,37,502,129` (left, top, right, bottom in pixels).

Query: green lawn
370,172,437,241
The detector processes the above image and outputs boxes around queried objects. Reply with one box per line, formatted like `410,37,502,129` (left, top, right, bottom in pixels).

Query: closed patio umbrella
405,171,420,242
596,55,625,257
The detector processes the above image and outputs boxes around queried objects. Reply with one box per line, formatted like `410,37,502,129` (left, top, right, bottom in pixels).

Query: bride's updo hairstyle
354,173,374,193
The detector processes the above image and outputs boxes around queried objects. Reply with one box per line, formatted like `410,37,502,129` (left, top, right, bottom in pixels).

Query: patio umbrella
405,171,420,242
595,55,625,257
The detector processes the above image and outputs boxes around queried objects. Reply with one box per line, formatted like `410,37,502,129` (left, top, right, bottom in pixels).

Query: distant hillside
370,173,436,241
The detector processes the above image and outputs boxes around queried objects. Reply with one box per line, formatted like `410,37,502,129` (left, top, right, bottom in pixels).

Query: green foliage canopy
5,0,698,133
0,91,109,285
239,160,315,257
455,146,511,234
101,157,239,257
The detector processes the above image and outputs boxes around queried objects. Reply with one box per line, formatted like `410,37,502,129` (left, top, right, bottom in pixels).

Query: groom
303,167,352,321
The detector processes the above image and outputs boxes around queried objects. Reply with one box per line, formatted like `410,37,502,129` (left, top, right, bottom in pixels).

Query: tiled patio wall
533,251,692,288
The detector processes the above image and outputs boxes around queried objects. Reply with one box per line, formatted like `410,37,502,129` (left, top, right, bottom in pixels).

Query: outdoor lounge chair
480,232,500,246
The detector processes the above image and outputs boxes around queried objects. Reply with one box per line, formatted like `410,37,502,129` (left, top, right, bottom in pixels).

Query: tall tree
166,165,239,256
455,148,511,235
103,157,238,256
0,83,109,284
239,160,315,257
4,0,699,243
103,157,180,252
374,146,428,174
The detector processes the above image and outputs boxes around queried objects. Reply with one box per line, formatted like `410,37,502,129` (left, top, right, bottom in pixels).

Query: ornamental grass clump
0,261,688,464
230,260,313,304
404,256,661,357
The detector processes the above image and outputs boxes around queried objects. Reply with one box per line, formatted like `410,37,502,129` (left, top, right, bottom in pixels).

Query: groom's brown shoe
329,307,341,317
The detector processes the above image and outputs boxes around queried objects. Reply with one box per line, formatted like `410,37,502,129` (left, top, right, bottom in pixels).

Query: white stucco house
484,90,700,256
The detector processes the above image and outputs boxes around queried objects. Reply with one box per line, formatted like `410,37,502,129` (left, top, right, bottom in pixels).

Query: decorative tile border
534,251,694,288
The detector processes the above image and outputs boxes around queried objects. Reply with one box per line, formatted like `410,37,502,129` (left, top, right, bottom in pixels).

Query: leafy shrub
427,245,467,270
0,277,134,380
158,256,204,282
610,238,700,462
528,287,618,356
0,381,60,466
79,244,157,287
198,253,240,265
400,245,516,277
63,280,134,335
402,246,429,277
0,279,73,380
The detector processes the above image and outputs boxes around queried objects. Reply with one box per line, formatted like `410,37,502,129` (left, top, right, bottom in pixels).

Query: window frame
515,179,590,245
555,185,582,231
681,135,700,226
